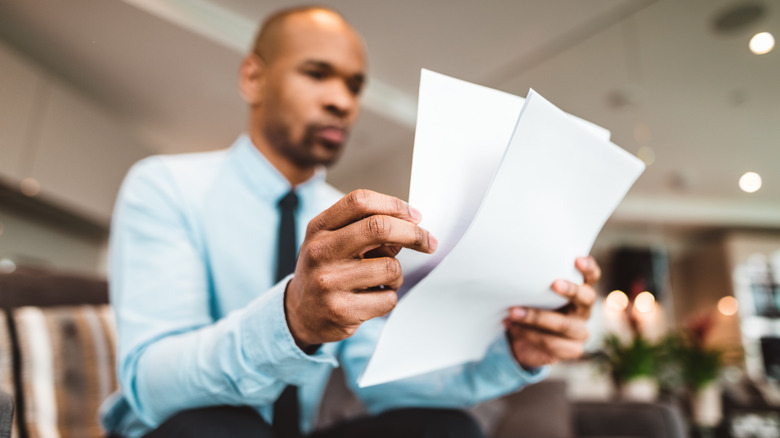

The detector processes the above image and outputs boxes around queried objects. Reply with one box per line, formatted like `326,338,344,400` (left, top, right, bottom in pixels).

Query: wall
0,38,151,275
0,203,106,275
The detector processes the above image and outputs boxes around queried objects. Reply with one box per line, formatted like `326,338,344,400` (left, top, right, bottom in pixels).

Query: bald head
253,6,360,64
239,5,367,184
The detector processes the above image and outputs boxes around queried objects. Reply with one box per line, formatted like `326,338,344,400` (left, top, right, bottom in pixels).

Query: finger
506,307,588,341
307,189,422,235
331,214,437,257
508,324,585,361
329,287,398,326
363,244,402,259
347,257,405,291
308,258,404,292
552,279,597,309
575,256,601,285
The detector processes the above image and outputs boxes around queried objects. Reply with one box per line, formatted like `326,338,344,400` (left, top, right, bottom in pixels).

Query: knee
149,405,272,438
408,408,485,438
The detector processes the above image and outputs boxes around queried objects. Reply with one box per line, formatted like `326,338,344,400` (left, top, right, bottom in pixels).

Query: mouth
316,125,347,147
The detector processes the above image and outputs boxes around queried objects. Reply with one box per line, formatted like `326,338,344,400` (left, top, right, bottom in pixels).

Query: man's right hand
285,189,437,349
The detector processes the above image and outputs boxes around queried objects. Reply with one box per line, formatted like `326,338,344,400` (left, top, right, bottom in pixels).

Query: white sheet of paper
358,70,645,387
397,70,612,294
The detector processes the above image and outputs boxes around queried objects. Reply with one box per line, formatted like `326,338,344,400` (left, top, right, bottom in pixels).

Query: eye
347,78,364,96
305,69,327,80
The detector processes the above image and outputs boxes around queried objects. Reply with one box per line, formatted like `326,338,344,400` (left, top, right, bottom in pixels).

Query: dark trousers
142,405,485,438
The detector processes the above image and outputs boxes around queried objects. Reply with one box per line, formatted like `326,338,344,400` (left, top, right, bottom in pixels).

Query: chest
195,188,326,317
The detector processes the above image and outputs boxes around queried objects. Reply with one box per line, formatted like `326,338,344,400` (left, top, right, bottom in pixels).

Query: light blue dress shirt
100,134,547,437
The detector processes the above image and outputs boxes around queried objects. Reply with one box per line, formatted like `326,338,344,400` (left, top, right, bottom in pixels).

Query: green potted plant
598,333,662,401
663,314,723,429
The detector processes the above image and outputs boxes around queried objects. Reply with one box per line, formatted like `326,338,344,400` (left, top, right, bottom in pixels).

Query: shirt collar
228,133,327,205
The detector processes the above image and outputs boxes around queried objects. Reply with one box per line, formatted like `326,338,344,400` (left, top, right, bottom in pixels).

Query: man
101,6,600,438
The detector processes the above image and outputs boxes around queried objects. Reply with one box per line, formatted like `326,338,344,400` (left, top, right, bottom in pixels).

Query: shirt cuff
240,275,338,385
483,334,549,386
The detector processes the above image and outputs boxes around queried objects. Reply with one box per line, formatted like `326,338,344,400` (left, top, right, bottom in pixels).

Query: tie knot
278,190,298,211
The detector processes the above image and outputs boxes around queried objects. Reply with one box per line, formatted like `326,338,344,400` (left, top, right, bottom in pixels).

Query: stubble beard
264,123,344,169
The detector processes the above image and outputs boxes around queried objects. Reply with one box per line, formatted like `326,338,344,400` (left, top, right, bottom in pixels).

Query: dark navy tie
275,190,299,283
273,189,301,438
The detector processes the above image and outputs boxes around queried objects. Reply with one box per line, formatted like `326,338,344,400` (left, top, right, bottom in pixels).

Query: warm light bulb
634,291,655,313
606,290,629,311
739,172,762,193
718,296,739,316
750,32,775,55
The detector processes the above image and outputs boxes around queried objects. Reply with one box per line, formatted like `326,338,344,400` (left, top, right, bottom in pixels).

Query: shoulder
123,149,229,197
129,149,228,183
113,150,233,237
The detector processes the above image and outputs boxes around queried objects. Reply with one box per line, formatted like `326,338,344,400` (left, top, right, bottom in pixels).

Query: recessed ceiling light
750,32,775,54
20,177,40,197
637,146,655,166
739,171,762,193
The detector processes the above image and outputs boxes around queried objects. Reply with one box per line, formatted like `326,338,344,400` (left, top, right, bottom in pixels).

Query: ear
239,54,265,105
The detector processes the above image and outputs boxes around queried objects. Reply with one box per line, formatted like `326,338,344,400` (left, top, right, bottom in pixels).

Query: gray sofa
318,362,689,438
0,269,688,438
0,392,12,438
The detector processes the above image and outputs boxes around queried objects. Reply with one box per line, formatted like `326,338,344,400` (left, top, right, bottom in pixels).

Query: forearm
128,311,275,425
341,319,548,414
120,281,338,427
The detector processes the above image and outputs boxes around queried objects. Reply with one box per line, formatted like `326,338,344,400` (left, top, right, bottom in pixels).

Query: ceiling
0,0,778,233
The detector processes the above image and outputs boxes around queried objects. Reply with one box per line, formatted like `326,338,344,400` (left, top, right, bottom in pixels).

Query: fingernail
428,234,438,252
409,206,422,222
578,257,591,268
554,279,568,292
511,307,527,319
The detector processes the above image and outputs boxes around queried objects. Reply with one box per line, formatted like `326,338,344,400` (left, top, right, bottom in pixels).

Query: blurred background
0,0,779,436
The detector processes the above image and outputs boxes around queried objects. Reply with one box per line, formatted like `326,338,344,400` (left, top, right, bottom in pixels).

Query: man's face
257,12,366,168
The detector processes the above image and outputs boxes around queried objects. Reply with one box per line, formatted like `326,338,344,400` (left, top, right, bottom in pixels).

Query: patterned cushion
0,309,19,438
0,309,13,398
13,305,117,438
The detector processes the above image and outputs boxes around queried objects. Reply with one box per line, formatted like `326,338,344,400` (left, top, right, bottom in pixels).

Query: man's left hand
504,256,600,369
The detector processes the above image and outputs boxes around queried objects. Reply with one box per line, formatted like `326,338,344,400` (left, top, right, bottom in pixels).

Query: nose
323,80,357,119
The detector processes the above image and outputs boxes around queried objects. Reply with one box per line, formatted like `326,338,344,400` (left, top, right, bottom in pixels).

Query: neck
248,126,314,187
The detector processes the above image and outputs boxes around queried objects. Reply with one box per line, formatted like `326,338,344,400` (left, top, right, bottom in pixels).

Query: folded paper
358,69,645,387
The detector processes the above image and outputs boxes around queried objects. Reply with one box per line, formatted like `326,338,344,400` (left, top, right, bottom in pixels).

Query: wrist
283,277,317,350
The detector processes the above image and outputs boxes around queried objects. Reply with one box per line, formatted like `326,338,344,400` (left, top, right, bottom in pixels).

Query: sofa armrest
572,401,688,438
0,389,13,438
